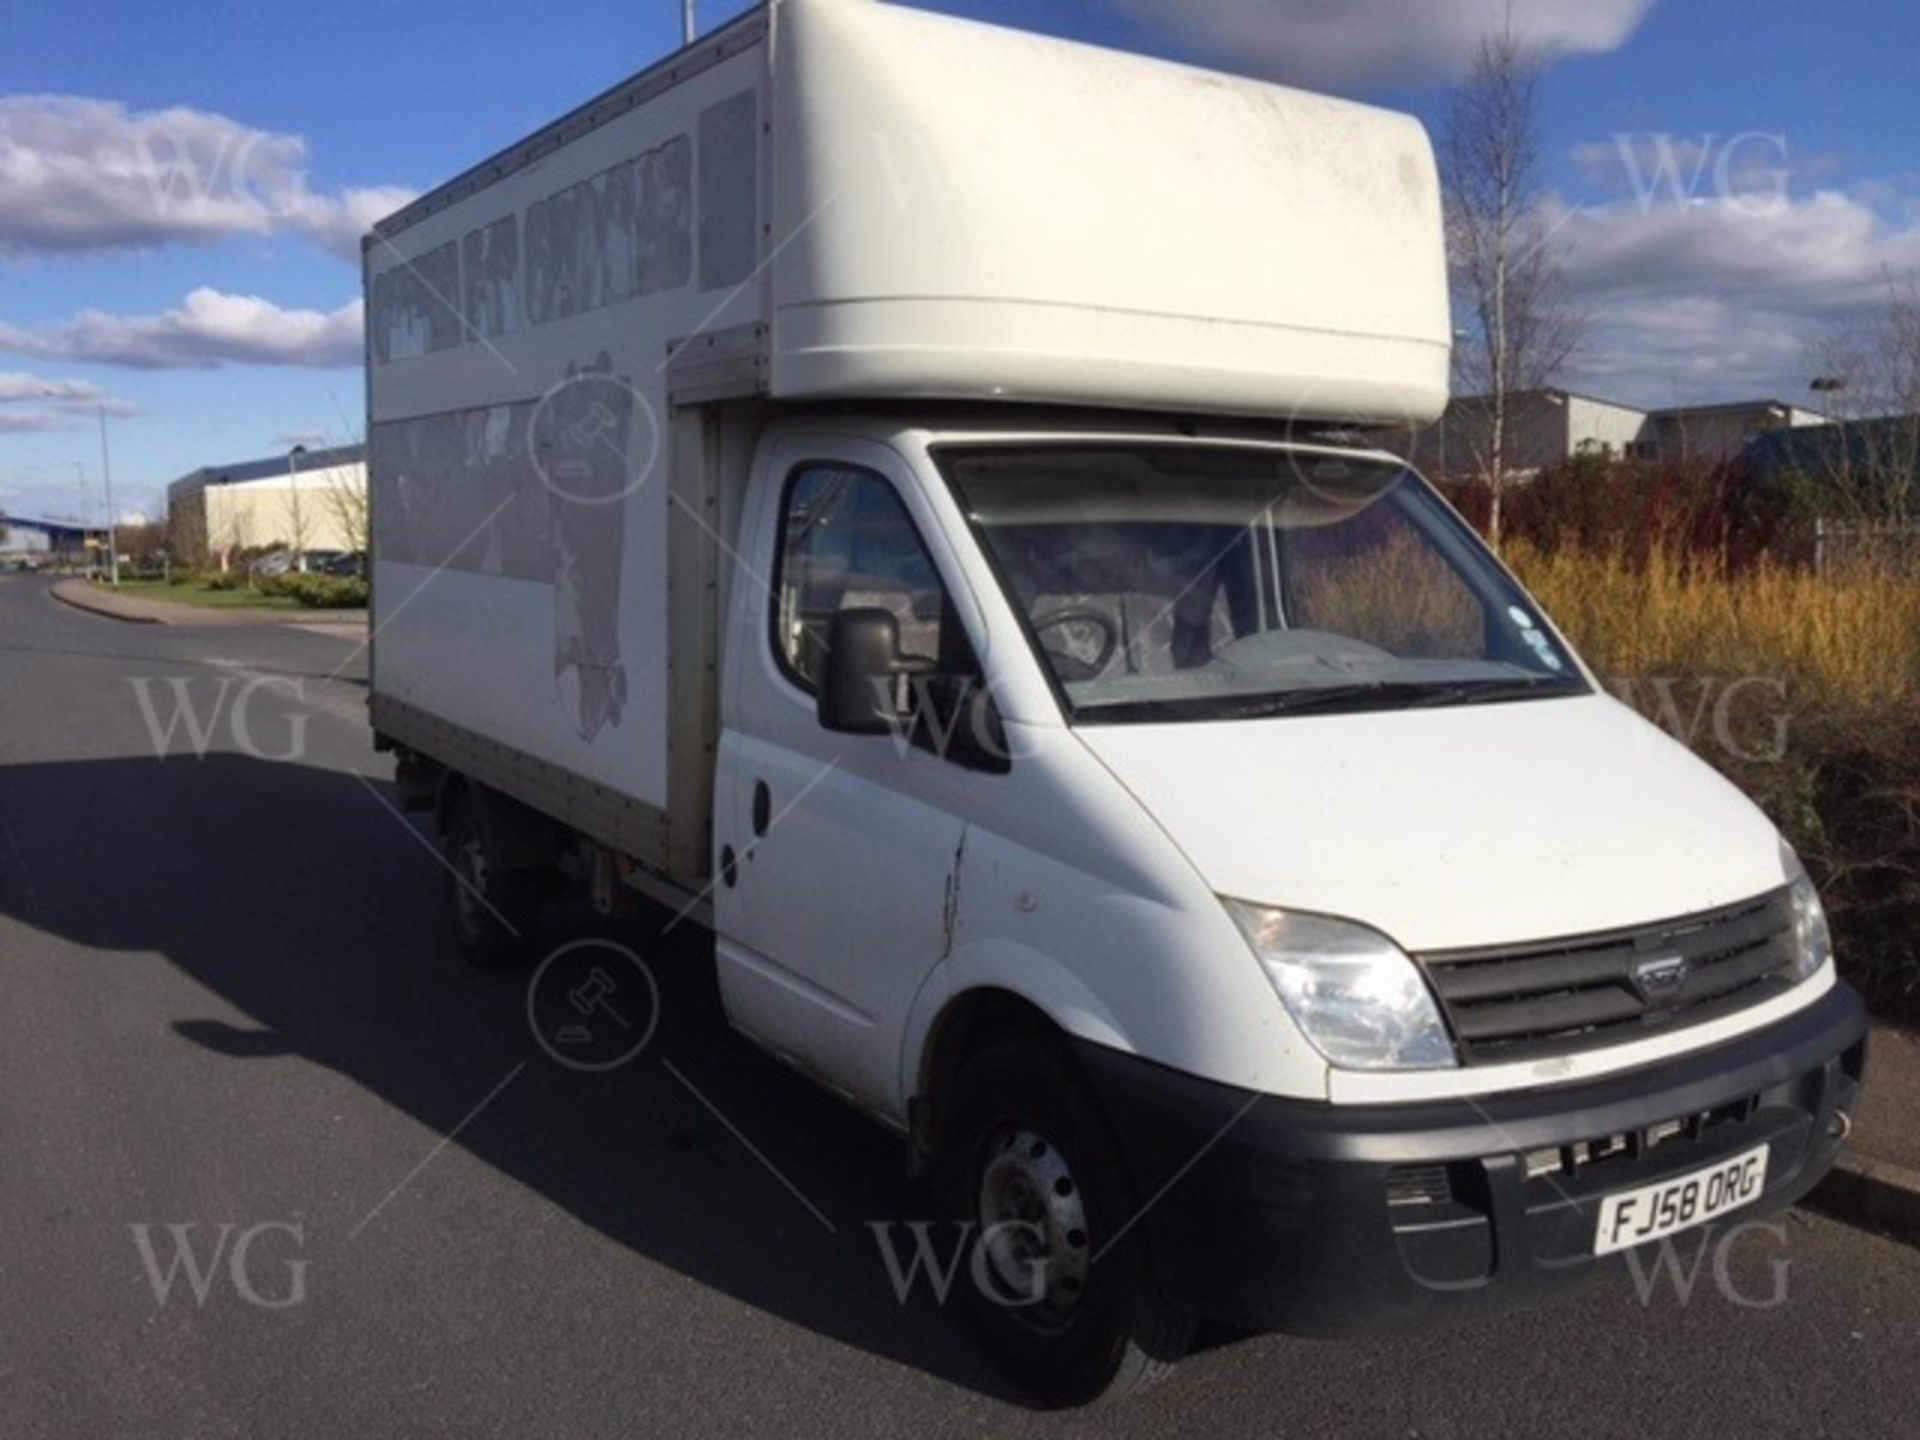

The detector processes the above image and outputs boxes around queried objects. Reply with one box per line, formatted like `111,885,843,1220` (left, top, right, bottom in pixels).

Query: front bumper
1075,981,1868,1335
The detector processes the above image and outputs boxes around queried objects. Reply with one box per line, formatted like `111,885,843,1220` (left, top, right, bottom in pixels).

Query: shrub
1437,453,1818,571
279,573,369,608
202,571,246,592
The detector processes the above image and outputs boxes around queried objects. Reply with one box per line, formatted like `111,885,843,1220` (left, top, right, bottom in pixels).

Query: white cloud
0,370,137,433
1553,181,1920,405
0,288,363,369
0,95,415,262
1114,0,1657,89
0,371,118,405
294,184,418,262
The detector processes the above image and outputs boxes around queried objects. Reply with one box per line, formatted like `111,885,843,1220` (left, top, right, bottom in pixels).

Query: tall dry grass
1507,541,1920,711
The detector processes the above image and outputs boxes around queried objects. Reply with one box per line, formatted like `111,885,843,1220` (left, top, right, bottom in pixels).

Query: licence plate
1592,1144,1770,1255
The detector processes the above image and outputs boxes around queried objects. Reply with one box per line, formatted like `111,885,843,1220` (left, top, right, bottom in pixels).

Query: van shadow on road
0,748,1045,1403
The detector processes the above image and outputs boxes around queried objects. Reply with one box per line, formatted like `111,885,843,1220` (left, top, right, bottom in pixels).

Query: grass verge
96,579,304,612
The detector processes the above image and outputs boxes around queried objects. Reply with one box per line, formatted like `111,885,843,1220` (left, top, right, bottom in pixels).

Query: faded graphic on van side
369,351,656,742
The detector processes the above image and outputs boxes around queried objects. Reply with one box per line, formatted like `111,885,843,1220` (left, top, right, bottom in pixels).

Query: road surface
0,573,1914,1438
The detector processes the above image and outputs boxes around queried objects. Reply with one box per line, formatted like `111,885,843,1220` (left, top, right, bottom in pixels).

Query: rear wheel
443,791,541,968
935,1036,1194,1407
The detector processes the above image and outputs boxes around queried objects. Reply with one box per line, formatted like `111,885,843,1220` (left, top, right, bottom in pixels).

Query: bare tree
281,474,313,570
117,519,168,569
1443,13,1585,544
221,499,253,573
320,466,369,558
169,495,208,571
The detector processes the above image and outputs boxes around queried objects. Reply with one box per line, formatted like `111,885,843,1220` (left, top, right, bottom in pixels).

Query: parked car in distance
318,551,365,577
250,549,349,576
247,550,297,577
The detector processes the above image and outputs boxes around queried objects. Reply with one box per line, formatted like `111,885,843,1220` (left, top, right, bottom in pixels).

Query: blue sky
2,0,1916,523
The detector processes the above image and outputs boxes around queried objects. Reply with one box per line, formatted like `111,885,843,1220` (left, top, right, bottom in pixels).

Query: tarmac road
0,572,1915,1438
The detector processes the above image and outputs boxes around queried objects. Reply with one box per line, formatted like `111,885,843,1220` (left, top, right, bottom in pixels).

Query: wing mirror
817,608,924,735
816,608,1010,773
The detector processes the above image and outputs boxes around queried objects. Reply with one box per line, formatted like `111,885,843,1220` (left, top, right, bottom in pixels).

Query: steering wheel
1031,608,1119,682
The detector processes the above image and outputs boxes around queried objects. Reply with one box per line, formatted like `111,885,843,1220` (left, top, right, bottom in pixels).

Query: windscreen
941,444,1586,724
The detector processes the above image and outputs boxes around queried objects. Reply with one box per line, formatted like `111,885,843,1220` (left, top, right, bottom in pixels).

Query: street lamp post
72,461,90,574
288,444,308,572
97,404,119,586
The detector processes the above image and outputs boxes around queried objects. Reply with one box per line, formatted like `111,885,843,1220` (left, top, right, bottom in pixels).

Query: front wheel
934,1036,1194,1407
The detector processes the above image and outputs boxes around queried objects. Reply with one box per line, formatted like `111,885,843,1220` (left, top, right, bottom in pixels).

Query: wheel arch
436,772,565,874
903,945,1137,1168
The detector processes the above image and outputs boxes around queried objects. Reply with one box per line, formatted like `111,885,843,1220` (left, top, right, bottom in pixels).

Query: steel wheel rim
975,1123,1091,1330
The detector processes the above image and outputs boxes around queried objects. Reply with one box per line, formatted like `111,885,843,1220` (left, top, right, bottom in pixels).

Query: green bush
279,573,370,608
202,571,246,591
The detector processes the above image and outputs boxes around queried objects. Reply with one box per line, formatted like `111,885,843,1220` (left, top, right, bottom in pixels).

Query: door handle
752,780,771,838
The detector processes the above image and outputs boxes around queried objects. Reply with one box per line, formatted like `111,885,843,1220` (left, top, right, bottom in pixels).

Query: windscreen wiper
1208,683,1408,719
1398,678,1582,708
1211,678,1580,719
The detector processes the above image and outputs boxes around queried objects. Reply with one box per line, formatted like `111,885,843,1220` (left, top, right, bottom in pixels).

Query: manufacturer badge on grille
1633,953,1690,1000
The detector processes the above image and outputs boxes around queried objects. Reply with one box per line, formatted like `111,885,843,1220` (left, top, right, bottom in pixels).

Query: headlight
1221,900,1457,1071
1783,850,1833,982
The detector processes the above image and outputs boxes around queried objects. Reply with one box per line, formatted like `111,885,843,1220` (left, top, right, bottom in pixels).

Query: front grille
1420,888,1798,1065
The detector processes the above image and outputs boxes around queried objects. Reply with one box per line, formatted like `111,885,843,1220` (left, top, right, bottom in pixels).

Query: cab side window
772,465,954,692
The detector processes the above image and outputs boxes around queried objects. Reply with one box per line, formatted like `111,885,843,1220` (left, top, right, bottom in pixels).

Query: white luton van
366,0,1867,1404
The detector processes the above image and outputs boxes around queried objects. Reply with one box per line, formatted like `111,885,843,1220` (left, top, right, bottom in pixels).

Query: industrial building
164,444,366,569
1402,391,1824,480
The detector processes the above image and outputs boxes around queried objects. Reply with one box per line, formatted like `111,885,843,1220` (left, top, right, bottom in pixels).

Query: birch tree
1444,14,1584,544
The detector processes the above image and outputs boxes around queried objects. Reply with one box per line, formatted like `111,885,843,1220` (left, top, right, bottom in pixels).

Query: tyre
443,791,542,968
935,1035,1194,1407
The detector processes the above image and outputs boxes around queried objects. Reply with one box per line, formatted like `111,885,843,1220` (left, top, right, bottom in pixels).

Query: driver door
713,435,980,1119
